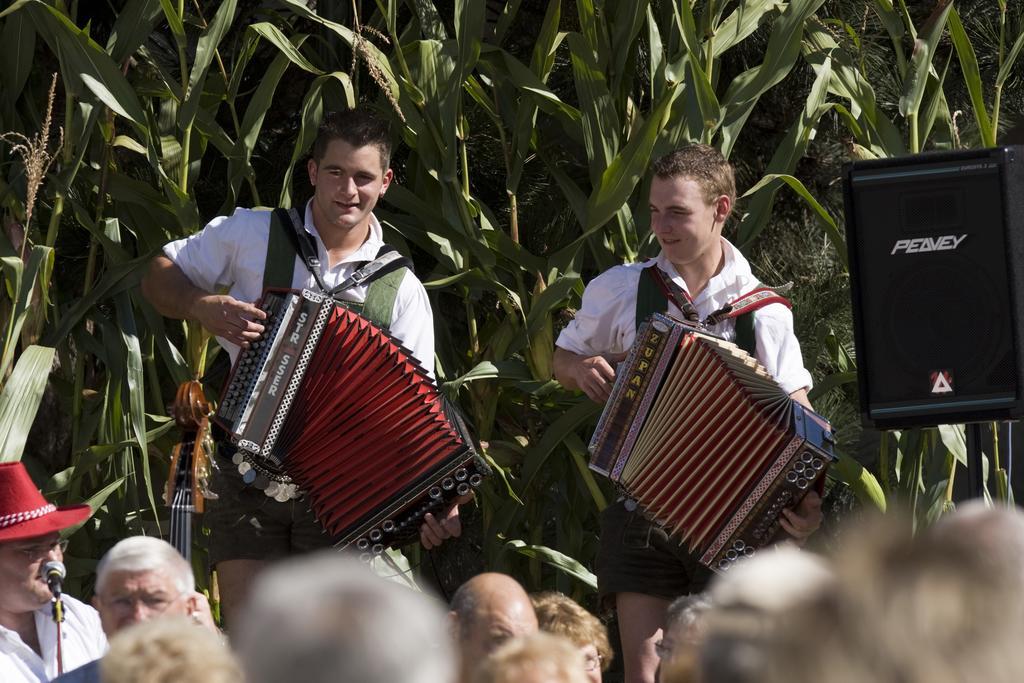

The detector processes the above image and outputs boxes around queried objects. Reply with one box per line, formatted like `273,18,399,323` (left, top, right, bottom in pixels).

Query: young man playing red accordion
141,107,464,626
553,145,823,683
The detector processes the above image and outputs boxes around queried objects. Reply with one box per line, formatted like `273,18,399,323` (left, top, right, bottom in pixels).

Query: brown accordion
589,313,835,572
213,289,488,555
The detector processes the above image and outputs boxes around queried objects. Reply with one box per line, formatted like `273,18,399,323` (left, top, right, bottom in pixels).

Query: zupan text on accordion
589,313,835,572
213,288,489,556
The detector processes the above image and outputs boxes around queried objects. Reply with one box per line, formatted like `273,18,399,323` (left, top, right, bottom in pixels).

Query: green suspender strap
264,208,411,328
264,208,299,291
635,264,670,333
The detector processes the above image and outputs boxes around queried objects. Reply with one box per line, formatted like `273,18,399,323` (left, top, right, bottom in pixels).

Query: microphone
41,560,66,598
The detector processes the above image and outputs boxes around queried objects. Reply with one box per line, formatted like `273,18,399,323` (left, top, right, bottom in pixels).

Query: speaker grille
900,190,962,233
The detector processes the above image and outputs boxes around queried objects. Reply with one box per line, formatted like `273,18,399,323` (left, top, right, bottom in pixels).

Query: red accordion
213,289,487,554
589,313,835,571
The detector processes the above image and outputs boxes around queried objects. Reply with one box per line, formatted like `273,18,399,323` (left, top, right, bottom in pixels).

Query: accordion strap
266,208,413,324
640,264,792,356
642,265,701,324
704,284,794,325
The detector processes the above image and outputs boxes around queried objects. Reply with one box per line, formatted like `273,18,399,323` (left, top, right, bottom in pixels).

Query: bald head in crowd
930,501,1024,589
450,573,539,683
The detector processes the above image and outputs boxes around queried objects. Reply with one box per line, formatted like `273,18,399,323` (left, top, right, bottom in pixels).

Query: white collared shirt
555,239,813,395
163,202,435,377
0,595,107,683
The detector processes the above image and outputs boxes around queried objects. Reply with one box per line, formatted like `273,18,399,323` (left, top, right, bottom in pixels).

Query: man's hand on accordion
420,493,475,550
192,294,267,348
553,348,628,403
778,490,823,545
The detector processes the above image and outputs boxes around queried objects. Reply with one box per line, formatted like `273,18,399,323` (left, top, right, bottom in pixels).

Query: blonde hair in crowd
531,591,613,671
101,617,242,683
473,632,590,683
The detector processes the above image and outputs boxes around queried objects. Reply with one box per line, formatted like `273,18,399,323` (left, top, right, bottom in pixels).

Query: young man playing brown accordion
553,145,823,683
141,107,465,626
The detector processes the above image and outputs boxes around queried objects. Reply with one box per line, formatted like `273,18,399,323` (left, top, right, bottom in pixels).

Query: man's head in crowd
450,572,539,683
700,546,833,683
472,631,589,683
235,552,454,683
92,536,200,635
762,512,1024,683
930,500,1024,589
657,592,713,668
0,462,89,620
649,145,736,270
101,616,242,683
307,107,394,236
531,591,612,683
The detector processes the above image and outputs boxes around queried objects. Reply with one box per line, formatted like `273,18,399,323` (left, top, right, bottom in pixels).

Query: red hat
0,462,91,542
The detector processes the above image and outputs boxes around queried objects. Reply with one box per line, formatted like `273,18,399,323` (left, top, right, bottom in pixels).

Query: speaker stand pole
965,422,985,500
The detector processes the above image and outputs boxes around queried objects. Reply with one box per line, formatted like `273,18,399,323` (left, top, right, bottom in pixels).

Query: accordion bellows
214,289,487,554
589,313,835,571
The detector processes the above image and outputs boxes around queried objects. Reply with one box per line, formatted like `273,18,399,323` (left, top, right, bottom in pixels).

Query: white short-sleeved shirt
163,202,434,377
0,595,107,683
555,239,813,395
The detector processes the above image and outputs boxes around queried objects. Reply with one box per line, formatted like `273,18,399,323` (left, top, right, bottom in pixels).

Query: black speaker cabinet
843,146,1024,429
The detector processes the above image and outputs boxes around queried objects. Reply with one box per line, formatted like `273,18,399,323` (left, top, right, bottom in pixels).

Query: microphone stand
48,581,65,676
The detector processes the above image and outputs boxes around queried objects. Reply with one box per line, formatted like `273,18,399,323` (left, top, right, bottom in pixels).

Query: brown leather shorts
203,449,335,566
596,499,713,608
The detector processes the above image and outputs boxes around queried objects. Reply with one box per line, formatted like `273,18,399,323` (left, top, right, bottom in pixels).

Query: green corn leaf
455,0,485,78
479,47,581,125
520,399,602,492
898,1,953,121
0,345,55,463
113,284,159,524
278,72,355,207
179,0,238,131
567,31,620,181
995,29,1024,90
249,22,322,75
106,0,161,63
575,0,610,72
42,250,155,347
831,451,886,511
278,0,399,96
525,275,580,340
808,371,857,402
947,8,993,147
646,7,665,100
713,0,777,56
742,173,846,269
505,540,597,589
445,360,534,394
719,0,826,157
157,0,185,43
563,432,607,510
0,244,53,381
607,0,649,96
802,22,905,155
937,423,967,467
21,1,148,128
61,476,128,537
0,10,35,100
737,55,832,246
228,47,296,199
583,84,679,235
491,0,523,45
